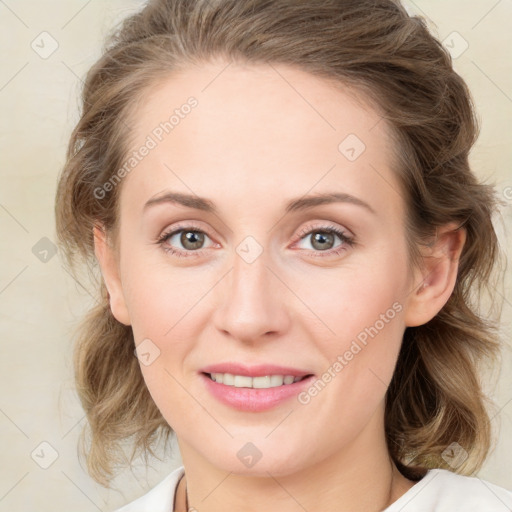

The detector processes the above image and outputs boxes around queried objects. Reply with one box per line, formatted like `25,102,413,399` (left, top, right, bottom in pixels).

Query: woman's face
100,60,424,476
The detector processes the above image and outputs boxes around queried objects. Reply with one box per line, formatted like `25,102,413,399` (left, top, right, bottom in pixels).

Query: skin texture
94,60,466,512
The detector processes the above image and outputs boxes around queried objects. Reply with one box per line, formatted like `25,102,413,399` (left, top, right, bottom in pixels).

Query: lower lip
200,373,315,412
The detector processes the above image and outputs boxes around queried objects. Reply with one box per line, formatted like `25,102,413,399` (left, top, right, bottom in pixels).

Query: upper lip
200,363,314,378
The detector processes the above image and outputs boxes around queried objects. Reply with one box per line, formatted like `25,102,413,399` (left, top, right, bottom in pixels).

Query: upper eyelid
295,222,351,237
161,220,347,235
163,220,213,236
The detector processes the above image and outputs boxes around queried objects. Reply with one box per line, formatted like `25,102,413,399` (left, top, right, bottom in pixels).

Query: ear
403,223,466,327
93,224,131,326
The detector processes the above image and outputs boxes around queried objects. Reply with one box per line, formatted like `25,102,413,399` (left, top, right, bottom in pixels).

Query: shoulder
386,468,512,512
112,465,185,512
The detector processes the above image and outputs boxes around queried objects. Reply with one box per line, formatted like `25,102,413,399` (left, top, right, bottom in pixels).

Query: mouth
201,372,314,389
199,365,317,412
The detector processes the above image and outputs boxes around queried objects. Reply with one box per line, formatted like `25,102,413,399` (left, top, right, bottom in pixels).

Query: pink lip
200,362,312,378
199,364,315,412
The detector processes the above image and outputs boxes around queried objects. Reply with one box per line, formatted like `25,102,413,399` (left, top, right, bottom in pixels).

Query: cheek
297,251,409,392
120,250,210,341
293,280,406,443
297,255,408,342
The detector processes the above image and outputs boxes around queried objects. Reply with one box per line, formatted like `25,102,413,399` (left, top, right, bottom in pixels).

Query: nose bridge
232,241,270,303
212,237,290,342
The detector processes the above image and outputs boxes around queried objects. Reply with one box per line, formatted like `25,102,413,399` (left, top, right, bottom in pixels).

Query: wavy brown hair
55,0,506,487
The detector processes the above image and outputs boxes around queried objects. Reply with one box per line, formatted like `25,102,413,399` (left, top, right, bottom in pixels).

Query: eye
156,223,216,257
155,222,355,259
293,224,355,257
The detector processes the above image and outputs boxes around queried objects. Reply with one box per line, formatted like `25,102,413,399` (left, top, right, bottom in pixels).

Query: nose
211,246,292,345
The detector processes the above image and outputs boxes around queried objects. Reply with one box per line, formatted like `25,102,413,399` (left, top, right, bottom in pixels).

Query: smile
205,372,309,389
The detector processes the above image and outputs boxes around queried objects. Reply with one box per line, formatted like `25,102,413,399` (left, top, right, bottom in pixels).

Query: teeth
209,373,303,389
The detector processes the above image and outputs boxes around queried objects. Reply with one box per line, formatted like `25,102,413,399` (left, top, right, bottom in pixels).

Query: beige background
0,1,511,511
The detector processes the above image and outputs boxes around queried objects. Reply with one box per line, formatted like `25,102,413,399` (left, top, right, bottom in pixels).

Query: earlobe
403,224,466,328
93,224,131,326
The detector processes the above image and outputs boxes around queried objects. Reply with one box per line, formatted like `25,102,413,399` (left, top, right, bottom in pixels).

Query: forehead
119,60,403,220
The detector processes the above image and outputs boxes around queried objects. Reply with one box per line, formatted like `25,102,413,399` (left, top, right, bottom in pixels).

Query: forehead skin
116,59,406,260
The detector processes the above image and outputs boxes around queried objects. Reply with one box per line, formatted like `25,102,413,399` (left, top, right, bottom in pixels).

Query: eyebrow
143,191,376,215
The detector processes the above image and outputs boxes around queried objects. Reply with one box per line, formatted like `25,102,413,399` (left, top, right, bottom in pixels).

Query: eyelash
155,222,355,259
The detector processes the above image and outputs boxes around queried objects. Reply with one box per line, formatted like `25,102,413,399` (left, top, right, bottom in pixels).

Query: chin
202,440,309,478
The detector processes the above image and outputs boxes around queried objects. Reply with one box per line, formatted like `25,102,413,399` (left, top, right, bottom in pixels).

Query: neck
173,405,417,512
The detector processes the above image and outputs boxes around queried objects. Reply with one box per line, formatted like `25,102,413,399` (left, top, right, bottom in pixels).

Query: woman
54,0,512,510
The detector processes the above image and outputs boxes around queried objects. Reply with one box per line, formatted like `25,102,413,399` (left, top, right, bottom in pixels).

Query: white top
113,465,512,512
